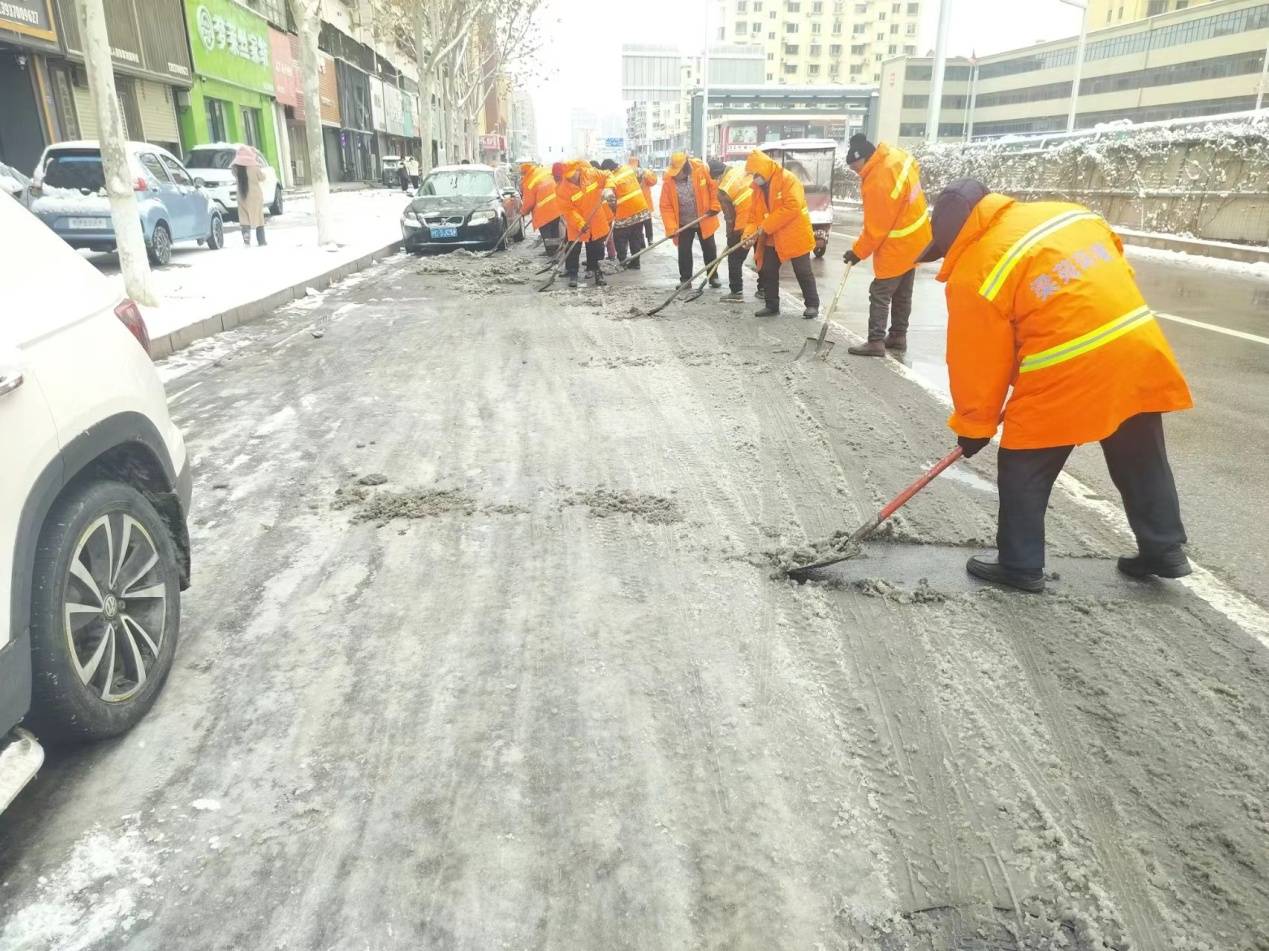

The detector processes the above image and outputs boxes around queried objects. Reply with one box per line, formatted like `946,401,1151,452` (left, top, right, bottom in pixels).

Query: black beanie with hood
846,133,876,165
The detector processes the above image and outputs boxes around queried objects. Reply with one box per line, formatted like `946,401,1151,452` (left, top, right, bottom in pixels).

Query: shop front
334,58,374,182
317,50,341,183
178,0,279,169
0,0,59,175
268,25,301,186
50,0,192,157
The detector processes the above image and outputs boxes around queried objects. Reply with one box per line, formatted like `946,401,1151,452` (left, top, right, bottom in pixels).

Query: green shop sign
184,0,274,94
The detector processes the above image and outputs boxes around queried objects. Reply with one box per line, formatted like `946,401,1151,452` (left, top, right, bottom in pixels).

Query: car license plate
68,217,108,229
430,226,459,239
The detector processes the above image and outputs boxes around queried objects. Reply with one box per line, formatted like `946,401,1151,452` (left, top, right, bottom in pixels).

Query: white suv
184,142,283,220
0,192,191,808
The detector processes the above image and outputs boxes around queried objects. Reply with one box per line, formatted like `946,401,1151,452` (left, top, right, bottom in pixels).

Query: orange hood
745,150,778,180
936,192,1014,283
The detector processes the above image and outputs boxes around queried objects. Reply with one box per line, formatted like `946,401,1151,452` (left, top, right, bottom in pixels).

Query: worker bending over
660,151,721,288
742,149,820,319
520,161,560,256
842,134,932,355
603,159,652,268
920,178,1193,593
629,157,657,245
711,159,754,304
557,160,614,288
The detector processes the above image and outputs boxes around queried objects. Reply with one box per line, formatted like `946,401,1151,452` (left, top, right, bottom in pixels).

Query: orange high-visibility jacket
939,194,1192,450
742,150,815,265
629,158,656,208
520,165,559,228
718,165,754,233
607,164,651,225
660,153,721,240
556,162,612,242
852,143,932,280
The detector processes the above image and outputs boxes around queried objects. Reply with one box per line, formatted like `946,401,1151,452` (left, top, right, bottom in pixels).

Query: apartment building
714,0,922,86
876,0,1269,143
1088,0,1218,27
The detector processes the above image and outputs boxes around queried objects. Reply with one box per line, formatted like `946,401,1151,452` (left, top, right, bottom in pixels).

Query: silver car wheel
62,513,168,703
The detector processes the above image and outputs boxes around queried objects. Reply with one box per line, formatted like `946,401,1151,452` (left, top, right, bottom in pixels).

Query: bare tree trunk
75,0,156,305
414,8,436,172
290,0,335,246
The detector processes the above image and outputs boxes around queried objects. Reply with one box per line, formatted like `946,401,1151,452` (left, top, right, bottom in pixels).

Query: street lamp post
925,0,952,145
1061,0,1090,134
700,2,711,158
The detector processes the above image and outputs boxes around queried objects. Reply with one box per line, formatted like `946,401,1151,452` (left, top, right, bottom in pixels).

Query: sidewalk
86,189,410,357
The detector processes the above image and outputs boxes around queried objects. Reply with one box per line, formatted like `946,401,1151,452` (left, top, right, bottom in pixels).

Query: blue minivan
28,141,225,266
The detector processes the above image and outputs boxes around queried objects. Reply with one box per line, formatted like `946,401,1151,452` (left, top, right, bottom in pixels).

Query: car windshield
42,151,105,191
185,148,236,170
419,170,495,198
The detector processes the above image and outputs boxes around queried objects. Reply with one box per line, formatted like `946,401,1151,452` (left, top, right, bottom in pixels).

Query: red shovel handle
847,445,965,547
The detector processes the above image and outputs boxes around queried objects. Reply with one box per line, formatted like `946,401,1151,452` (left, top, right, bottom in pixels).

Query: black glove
957,436,991,458
843,250,861,265
706,209,720,216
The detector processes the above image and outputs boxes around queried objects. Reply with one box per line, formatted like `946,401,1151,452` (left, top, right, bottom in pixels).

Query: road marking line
775,287,1269,647
167,382,203,403
1156,312,1269,346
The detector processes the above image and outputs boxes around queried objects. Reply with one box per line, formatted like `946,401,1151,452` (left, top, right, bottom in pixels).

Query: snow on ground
83,187,409,340
1124,243,1269,281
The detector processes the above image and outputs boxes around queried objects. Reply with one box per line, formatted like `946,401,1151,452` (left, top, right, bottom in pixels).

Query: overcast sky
529,0,1087,155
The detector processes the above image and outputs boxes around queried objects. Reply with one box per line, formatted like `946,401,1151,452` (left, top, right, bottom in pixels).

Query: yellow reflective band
979,210,1102,301
1018,305,1154,374
734,187,752,206
539,194,556,206
889,155,914,199
889,206,929,238
616,189,643,205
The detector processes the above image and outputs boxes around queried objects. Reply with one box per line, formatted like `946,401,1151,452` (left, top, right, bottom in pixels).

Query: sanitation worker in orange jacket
742,149,820,319
660,151,722,286
630,157,657,244
842,134,932,356
603,159,652,267
556,160,614,288
520,162,561,255
712,159,754,303
919,178,1193,593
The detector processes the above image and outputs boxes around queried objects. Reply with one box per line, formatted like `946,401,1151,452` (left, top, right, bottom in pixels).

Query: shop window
49,65,80,141
205,98,231,142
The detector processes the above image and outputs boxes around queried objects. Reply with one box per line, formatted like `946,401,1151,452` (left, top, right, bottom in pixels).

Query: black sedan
400,163,523,252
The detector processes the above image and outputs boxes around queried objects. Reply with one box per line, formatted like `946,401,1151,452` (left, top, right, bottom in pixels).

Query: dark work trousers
676,226,718,284
644,218,654,244
613,224,646,265
758,249,820,311
726,227,750,293
565,237,605,276
866,268,916,340
997,411,1186,576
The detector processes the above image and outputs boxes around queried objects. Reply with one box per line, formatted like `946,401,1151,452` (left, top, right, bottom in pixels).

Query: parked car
400,163,524,252
381,154,403,188
184,142,283,220
28,141,224,266
0,162,30,207
0,191,191,807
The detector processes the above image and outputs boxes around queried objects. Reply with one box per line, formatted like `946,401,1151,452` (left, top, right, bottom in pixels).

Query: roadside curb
1115,230,1269,265
149,239,404,359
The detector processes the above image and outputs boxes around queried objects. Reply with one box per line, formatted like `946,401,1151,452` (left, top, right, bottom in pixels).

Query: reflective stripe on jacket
718,166,754,232
741,149,815,266
608,165,650,221
851,143,931,280
937,194,1192,450
520,166,560,229
660,154,721,239
556,161,612,242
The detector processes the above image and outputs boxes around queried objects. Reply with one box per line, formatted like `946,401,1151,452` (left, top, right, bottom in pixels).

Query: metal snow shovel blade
785,445,964,582
795,261,853,361
482,215,526,258
538,203,605,290
649,241,742,315
683,238,747,303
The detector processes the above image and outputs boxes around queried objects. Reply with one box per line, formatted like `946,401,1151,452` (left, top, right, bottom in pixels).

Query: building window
205,97,232,142
784,63,798,74
736,0,747,8
811,21,821,32
906,21,916,33
241,107,263,149
853,22,866,33
830,43,842,54
812,0,823,10
904,44,915,54
809,64,821,75
767,72,775,80
753,0,762,8
851,42,866,53
832,20,842,33
907,0,918,11
855,2,867,10
787,0,800,9
1147,0,1165,12
785,21,799,31
888,43,897,53
890,23,899,32
892,1,900,10
735,21,748,33
850,63,863,74
769,31,776,38
785,43,800,54
810,44,822,55
770,9,776,16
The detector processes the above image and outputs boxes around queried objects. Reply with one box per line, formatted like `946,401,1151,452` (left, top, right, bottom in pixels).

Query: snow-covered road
1,239,1266,950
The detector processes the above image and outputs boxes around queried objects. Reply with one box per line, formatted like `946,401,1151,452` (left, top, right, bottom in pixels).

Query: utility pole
700,4,711,159
925,0,952,146
1257,33,1269,110
1061,0,1089,134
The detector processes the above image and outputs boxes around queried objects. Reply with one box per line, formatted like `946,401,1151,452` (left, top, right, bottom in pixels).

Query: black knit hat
846,133,876,164
707,158,726,179
916,178,991,263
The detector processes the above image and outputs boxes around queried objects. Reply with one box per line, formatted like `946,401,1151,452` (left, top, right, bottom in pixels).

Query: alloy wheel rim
212,217,222,244
156,228,170,263
62,513,167,702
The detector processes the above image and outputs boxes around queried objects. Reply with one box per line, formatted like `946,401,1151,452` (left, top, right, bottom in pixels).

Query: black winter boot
1117,549,1191,579
256,227,266,246
966,555,1045,593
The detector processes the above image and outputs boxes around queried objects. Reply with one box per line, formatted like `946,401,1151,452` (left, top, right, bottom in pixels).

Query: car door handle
0,371,24,396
